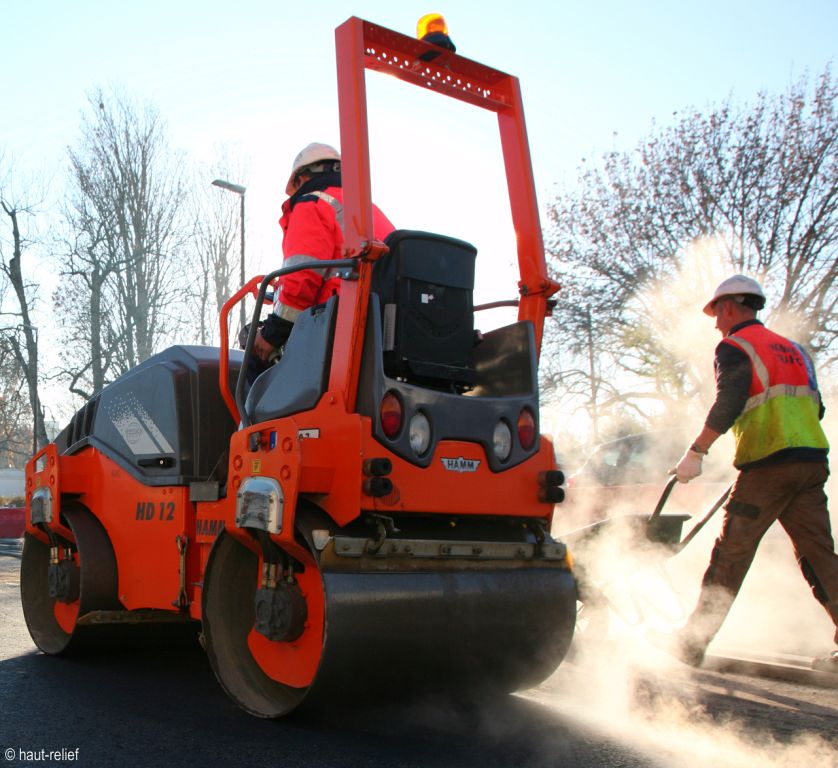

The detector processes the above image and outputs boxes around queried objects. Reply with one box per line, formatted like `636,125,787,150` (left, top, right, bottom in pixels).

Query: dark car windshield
571,432,682,486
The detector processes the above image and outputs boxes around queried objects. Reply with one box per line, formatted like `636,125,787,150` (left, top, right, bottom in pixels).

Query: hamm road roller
21,15,575,717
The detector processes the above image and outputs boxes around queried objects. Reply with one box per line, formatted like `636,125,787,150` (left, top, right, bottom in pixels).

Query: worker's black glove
260,314,295,348
238,321,264,349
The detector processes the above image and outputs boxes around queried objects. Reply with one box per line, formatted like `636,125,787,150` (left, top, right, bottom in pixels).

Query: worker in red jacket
662,275,837,673
252,143,395,363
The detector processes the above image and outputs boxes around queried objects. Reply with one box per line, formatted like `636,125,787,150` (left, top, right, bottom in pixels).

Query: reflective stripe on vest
308,190,345,230
728,335,821,415
308,191,345,281
274,302,301,322
725,331,828,466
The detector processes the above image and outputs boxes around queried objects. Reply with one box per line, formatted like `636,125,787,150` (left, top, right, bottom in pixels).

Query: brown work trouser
683,461,838,648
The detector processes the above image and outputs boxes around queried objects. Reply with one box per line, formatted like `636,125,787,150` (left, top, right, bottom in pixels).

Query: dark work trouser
684,461,838,649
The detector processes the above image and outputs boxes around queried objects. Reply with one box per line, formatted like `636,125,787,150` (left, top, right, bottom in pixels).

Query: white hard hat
703,275,766,315
285,142,341,195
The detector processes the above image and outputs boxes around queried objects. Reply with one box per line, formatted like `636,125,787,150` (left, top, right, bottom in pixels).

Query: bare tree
57,89,190,399
0,193,48,452
0,317,31,465
544,68,838,433
188,163,242,346
55,190,123,398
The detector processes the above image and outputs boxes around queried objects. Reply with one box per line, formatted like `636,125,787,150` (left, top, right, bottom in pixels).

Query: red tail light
517,408,536,450
380,391,403,439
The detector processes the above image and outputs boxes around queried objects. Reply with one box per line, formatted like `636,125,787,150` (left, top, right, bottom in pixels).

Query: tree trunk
2,203,48,451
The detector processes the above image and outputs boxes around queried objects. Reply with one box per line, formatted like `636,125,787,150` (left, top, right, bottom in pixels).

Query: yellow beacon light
416,13,456,54
417,13,448,39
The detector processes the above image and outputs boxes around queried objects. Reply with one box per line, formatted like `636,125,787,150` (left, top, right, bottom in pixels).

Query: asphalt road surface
1,538,836,768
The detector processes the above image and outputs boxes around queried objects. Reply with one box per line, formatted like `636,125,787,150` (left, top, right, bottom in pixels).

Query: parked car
568,431,683,487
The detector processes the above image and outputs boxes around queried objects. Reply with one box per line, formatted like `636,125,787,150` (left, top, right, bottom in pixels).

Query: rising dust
543,233,838,765
542,506,838,766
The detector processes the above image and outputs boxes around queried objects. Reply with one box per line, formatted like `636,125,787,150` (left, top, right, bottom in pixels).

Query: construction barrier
0,507,24,539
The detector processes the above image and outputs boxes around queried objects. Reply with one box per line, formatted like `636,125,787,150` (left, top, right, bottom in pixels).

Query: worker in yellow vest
667,275,837,673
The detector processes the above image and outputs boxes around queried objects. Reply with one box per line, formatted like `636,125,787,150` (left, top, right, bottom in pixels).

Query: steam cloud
545,232,837,765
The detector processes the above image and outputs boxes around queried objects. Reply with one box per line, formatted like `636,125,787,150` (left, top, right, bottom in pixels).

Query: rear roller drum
20,504,120,655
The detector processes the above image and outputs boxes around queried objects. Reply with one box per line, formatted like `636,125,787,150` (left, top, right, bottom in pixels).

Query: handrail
222,258,359,427
474,299,519,312
218,275,267,422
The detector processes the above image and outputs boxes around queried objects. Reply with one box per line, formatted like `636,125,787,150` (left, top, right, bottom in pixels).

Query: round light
380,391,403,439
417,13,448,39
517,408,536,450
408,411,431,456
492,420,513,462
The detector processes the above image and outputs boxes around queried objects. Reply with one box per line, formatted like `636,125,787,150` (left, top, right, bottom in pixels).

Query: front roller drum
202,532,576,718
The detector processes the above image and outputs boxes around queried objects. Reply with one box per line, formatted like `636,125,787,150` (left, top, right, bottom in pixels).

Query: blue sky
2,0,836,320
5,1,835,170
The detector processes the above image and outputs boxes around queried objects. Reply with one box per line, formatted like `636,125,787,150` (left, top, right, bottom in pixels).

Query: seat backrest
245,297,337,424
372,230,477,386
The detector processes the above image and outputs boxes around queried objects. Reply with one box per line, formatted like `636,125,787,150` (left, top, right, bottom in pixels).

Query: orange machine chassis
22,17,574,718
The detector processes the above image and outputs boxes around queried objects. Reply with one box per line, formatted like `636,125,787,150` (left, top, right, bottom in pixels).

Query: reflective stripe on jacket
723,324,829,466
274,186,394,322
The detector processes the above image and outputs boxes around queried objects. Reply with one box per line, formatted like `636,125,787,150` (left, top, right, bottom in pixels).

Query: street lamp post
211,178,247,332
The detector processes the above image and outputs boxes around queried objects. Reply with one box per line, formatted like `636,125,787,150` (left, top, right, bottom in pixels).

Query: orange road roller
21,16,575,718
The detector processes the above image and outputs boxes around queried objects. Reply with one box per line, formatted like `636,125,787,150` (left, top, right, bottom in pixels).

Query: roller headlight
408,411,431,456
492,420,513,462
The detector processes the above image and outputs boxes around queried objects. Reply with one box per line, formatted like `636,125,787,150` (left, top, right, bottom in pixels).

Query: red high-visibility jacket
274,185,394,321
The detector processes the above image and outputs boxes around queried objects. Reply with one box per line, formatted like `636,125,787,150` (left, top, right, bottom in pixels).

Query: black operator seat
371,230,477,387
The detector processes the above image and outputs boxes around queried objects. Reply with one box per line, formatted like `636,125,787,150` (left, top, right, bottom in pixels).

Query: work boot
645,629,706,668
675,635,707,667
812,650,838,673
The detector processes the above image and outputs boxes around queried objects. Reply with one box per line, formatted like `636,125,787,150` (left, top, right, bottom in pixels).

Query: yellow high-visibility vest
724,324,828,467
